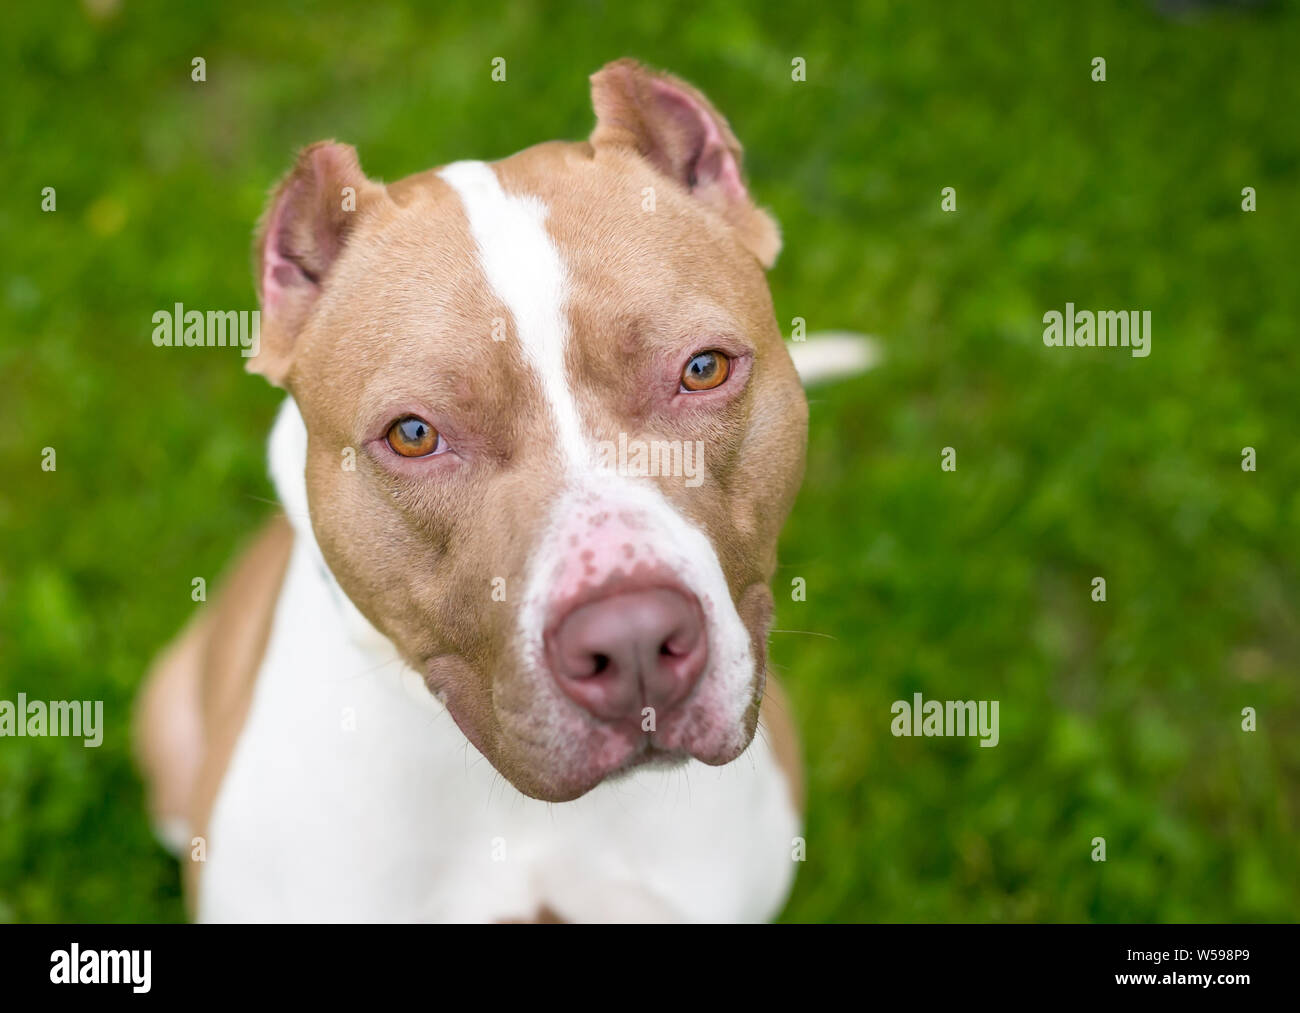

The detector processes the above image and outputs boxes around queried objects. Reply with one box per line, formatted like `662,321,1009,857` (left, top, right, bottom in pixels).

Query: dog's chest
198,536,799,922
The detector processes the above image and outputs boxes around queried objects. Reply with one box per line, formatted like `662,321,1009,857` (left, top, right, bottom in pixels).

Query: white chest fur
197,400,800,922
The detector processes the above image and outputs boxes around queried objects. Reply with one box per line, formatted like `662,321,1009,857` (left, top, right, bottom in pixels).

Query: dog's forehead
376,140,759,331
296,141,766,437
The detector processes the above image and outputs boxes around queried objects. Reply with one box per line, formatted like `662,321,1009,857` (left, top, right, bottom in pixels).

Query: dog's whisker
243,495,313,524
342,653,403,684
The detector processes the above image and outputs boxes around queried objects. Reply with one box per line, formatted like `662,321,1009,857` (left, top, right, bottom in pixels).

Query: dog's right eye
385,416,442,458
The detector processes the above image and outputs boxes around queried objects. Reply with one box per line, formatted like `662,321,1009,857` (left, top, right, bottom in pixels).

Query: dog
135,58,872,922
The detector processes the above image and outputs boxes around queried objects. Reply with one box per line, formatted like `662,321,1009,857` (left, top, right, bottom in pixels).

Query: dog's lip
565,738,692,791
625,743,691,770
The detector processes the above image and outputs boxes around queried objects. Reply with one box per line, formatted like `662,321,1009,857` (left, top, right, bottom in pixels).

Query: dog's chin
425,655,760,803
492,719,759,803
520,741,687,802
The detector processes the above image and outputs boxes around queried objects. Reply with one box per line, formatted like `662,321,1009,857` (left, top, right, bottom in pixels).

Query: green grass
1,0,1296,922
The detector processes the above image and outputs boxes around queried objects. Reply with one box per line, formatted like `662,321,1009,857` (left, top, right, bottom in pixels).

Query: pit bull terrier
135,59,870,922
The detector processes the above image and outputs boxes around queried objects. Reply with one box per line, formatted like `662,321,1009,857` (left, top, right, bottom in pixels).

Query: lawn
1,0,1296,922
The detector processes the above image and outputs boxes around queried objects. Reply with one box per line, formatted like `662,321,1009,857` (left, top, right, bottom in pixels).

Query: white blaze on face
437,160,757,747
436,161,592,472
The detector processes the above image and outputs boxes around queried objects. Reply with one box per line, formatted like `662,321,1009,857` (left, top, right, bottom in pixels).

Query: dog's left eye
385,415,443,458
680,350,730,392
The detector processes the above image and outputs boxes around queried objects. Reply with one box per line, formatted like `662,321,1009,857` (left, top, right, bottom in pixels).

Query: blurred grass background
1,0,1297,922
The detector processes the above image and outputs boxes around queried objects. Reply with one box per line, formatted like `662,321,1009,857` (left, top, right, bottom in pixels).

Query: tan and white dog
135,59,871,922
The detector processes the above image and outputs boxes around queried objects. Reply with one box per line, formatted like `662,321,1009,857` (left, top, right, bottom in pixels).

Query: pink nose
546,588,707,722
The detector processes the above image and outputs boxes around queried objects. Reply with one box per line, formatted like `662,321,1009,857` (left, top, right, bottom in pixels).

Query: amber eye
385,415,440,457
680,350,730,392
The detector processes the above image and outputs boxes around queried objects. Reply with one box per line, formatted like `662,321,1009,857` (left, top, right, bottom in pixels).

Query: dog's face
251,61,807,801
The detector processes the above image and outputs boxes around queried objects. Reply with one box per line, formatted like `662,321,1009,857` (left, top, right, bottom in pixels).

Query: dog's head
250,60,807,801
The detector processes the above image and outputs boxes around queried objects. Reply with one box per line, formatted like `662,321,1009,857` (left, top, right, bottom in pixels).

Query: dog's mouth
517,717,752,801
617,741,693,774
423,650,757,801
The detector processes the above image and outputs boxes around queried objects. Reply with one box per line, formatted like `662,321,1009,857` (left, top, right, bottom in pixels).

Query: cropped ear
250,141,391,385
589,59,781,268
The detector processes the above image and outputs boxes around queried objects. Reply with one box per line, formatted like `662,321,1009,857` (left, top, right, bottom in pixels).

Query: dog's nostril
591,653,611,675
660,637,689,658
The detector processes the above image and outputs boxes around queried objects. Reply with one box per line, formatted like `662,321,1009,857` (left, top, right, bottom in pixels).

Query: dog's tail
787,332,881,386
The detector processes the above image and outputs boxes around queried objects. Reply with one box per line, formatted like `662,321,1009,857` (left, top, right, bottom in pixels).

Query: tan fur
134,615,208,835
